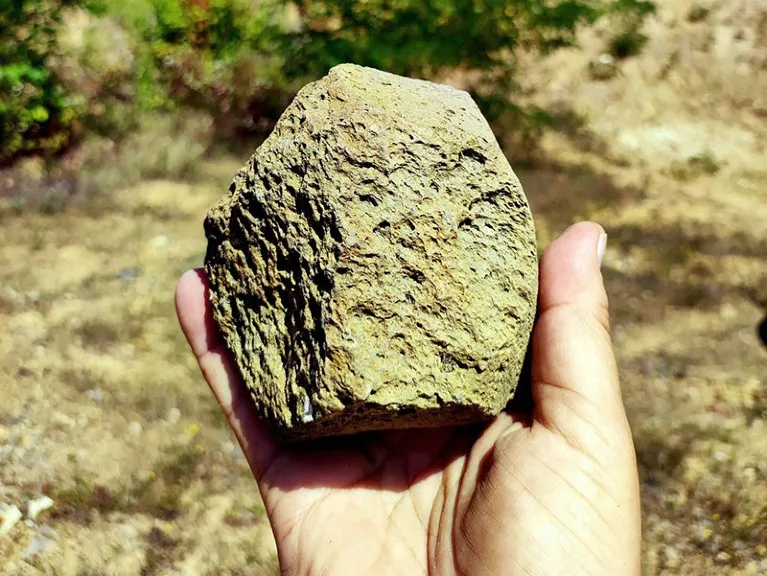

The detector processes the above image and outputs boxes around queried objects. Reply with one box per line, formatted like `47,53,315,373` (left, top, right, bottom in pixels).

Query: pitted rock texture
204,64,538,441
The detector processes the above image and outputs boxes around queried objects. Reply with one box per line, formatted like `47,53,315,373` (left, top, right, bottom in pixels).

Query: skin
176,221,642,575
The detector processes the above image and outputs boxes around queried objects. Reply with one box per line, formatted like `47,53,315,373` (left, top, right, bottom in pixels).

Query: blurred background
1,0,766,573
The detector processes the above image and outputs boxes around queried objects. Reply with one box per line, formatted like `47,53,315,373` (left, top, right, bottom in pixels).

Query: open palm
176,222,641,575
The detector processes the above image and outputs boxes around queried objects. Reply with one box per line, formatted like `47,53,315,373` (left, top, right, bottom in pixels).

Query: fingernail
597,232,608,267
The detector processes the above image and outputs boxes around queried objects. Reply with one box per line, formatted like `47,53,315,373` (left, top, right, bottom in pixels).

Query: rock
166,407,181,424
0,503,22,536
716,551,732,563
39,525,58,539
118,523,140,552
150,234,171,248
22,526,57,559
128,420,143,438
26,496,54,521
120,523,139,539
205,64,538,441
663,545,681,568
51,412,77,430
589,54,618,81
86,387,105,402
116,266,142,282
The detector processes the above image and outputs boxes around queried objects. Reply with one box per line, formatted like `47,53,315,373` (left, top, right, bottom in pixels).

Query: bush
283,1,656,112
91,0,291,140
278,0,656,156
84,0,658,145
286,1,599,79
2,0,657,167
0,0,82,163
50,8,139,138
607,0,656,59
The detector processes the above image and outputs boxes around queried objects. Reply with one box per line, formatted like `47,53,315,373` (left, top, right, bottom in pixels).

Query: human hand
176,221,641,575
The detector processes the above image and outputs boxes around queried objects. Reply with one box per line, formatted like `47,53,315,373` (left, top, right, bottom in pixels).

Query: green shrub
50,8,139,138
286,0,597,79
0,0,82,163
90,0,290,139
284,1,656,102
607,0,655,59
282,0,656,151
2,0,657,167
687,4,711,23
668,151,721,182
93,0,657,146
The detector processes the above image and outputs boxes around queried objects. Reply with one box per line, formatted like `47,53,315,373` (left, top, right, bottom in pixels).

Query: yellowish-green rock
204,64,538,441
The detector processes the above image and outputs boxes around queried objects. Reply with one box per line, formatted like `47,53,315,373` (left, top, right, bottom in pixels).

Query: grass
49,477,125,524
635,428,693,483
48,437,209,524
75,317,143,351
141,526,181,576
668,151,721,181
1,111,215,216
637,419,767,567
688,4,711,22
608,29,649,60
746,387,767,425
602,218,766,321
76,112,214,199
7,179,234,536
242,554,281,576
130,440,207,520
518,162,642,241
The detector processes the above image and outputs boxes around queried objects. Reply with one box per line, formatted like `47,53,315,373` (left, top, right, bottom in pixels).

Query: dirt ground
1,1,766,574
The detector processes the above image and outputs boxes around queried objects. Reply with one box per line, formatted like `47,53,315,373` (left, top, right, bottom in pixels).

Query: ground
1,0,766,574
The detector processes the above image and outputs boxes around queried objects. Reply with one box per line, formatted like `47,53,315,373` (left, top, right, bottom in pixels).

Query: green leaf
29,105,50,123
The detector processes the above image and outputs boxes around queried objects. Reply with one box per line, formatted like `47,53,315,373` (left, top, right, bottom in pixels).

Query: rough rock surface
204,64,538,441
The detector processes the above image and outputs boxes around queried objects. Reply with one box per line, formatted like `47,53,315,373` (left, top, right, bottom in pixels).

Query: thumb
531,222,627,434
